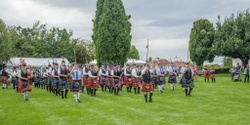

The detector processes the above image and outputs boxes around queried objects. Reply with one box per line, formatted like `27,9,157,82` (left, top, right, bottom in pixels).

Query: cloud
1,0,250,64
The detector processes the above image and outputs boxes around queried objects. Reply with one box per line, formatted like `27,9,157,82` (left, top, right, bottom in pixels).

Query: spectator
244,65,249,83
229,66,236,81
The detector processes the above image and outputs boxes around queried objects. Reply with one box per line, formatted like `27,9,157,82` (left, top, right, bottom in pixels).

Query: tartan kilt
52,78,59,89
141,82,154,92
123,76,132,85
157,76,166,85
168,74,177,83
210,74,215,79
106,77,113,87
46,77,52,86
83,76,89,86
181,78,195,89
88,77,99,88
204,71,209,78
18,79,31,92
112,78,122,87
132,78,141,87
39,77,44,84
99,76,107,86
34,77,40,84
58,78,70,90
2,76,8,84
70,80,82,92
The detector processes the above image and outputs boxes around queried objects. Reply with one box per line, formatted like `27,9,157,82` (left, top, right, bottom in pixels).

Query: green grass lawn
1,75,250,125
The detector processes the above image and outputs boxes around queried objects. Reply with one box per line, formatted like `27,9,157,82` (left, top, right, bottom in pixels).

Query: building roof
8,57,70,67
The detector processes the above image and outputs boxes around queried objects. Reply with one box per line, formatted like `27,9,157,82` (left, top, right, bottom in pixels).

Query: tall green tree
189,19,215,70
127,45,139,59
214,9,250,67
93,0,132,66
0,19,13,62
223,57,232,67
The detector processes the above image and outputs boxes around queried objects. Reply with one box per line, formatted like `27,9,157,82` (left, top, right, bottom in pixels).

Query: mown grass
0,74,250,125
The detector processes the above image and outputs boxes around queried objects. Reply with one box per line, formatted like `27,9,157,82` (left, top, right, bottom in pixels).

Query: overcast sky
0,0,249,64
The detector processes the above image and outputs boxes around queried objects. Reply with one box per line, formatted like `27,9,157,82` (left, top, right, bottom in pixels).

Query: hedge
215,67,231,74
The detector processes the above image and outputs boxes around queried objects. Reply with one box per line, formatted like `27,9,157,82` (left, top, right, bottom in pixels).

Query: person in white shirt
88,64,99,96
131,64,142,94
111,64,122,95
124,64,132,93
83,62,90,94
181,62,195,96
168,62,177,91
52,63,60,96
156,63,166,93
12,66,18,90
99,64,108,92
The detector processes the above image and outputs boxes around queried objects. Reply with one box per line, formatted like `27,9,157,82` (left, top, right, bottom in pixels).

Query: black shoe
149,99,152,103
77,99,81,103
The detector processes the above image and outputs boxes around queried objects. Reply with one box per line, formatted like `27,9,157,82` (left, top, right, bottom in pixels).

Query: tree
214,9,250,67
189,19,215,70
223,57,233,67
93,0,132,66
127,45,139,59
0,19,13,62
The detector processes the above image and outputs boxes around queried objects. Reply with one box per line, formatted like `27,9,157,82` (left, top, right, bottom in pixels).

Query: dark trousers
244,74,249,83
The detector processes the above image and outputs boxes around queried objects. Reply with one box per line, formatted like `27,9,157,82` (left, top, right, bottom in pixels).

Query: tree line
0,19,139,64
189,9,250,69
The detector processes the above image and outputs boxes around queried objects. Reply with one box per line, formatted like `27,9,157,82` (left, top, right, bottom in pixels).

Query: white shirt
180,67,185,74
45,69,50,75
131,68,139,78
88,70,97,78
124,68,131,76
52,68,59,76
83,67,89,75
99,68,107,76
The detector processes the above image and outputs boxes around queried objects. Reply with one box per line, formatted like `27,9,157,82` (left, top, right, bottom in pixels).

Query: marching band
0,58,202,103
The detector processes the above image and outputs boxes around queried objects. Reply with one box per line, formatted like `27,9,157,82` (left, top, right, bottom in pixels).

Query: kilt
112,78,122,87
157,76,166,85
141,82,154,92
58,78,70,90
52,78,59,89
210,74,215,79
12,77,18,86
132,78,141,87
18,79,31,92
181,78,195,89
46,77,52,86
105,77,112,87
70,80,82,92
34,77,40,85
168,74,177,83
88,77,99,88
84,76,91,88
43,77,47,84
204,71,209,78
99,76,107,86
40,77,44,84
2,76,8,84
123,76,132,85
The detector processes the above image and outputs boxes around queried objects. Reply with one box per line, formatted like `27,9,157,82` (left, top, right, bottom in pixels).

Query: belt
72,79,81,81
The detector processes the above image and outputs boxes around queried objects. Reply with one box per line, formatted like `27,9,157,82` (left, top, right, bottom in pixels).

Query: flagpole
146,39,149,63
